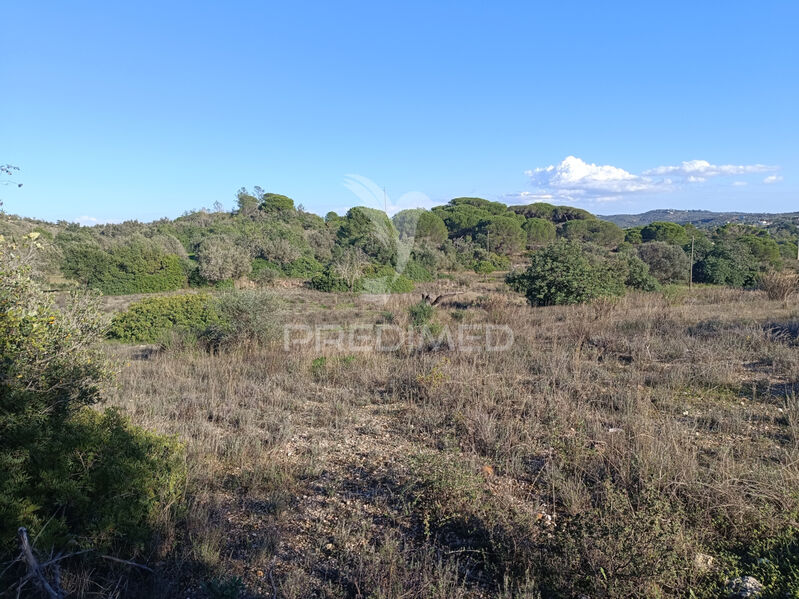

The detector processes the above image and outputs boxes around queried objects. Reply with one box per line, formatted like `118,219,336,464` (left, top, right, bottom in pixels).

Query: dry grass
101,283,799,598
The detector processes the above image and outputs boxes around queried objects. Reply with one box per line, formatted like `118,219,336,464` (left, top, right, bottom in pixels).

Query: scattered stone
726,576,763,598
693,552,715,573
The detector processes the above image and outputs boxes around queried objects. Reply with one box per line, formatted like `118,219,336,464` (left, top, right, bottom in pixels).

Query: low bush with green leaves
508,239,628,306
61,242,188,295
108,293,220,343
0,239,185,569
408,301,434,326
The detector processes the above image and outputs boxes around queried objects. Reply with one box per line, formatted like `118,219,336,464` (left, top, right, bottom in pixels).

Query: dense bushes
108,294,220,343
309,268,352,292
17,189,795,297
507,240,640,305
0,239,184,563
61,242,187,294
108,290,282,348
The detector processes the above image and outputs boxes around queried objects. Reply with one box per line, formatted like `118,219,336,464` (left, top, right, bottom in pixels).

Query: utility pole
689,236,695,289
487,228,491,254
383,187,387,215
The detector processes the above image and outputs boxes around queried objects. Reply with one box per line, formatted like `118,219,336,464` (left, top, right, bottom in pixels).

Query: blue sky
2,1,797,223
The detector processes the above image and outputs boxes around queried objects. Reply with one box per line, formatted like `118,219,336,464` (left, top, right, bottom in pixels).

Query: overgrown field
99,283,799,598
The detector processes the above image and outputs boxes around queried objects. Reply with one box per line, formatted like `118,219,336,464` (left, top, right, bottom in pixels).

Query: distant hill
599,209,799,229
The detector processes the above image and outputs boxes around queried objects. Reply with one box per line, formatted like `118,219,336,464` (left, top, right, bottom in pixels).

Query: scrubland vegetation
2,193,799,597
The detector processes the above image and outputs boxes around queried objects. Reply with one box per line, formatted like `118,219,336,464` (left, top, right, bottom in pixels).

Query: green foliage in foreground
108,293,220,343
0,240,185,559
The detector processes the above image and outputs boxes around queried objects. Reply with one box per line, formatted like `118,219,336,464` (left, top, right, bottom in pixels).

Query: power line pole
689,236,695,289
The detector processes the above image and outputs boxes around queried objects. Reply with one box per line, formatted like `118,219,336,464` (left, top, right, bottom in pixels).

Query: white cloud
643,159,776,178
764,175,783,184
732,181,748,187
513,156,782,204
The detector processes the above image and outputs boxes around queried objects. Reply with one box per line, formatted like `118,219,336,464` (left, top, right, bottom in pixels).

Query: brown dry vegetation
103,282,799,598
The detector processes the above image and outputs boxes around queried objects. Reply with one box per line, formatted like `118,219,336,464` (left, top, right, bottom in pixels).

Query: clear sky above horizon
2,1,797,223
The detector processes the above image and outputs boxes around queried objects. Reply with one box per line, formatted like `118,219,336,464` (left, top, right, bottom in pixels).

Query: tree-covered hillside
2,189,797,299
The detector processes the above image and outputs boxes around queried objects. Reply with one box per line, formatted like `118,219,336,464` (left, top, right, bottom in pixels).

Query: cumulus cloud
512,156,781,204
764,175,783,184
732,181,748,187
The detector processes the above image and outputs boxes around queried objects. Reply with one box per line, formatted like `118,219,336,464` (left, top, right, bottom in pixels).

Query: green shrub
283,255,323,278
408,301,434,326
0,240,185,561
509,240,627,306
309,269,352,292
362,265,415,293
637,241,690,284
251,258,282,284
61,242,187,295
402,260,434,282
474,259,495,274
108,294,220,343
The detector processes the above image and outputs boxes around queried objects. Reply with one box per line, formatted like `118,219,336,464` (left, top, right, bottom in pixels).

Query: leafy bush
0,240,184,560
408,301,434,326
336,207,399,265
61,242,187,295
251,257,282,284
309,268,353,292
694,240,760,287
615,252,660,291
402,260,434,282
637,241,691,284
282,255,323,278
108,294,220,343
362,265,415,293
474,260,495,274
509,240,627,306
